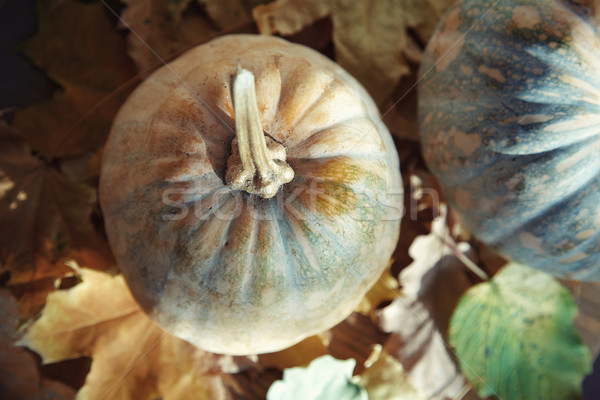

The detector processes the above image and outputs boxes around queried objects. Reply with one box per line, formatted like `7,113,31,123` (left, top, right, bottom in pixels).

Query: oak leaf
18,264,230,400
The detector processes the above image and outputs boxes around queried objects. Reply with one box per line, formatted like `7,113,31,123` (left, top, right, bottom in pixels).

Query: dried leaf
198,0,270,29
222,368,282,400
355,263,400,321
121,0,219,72
378,207,479,400
561,280,600,360
253,0,456,104
0,124,113,286
12,0,136,158
258,335,329,370
0,288,76,400
357,346,424,400
9,277,60,321
327,313,389,375
18,264,229,400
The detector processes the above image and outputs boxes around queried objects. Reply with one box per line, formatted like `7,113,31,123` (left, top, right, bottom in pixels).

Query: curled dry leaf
0,123,113,288
253,0,456,105
18,264,232,400
12,0,136,158
0,288,76,400
378,207,481,400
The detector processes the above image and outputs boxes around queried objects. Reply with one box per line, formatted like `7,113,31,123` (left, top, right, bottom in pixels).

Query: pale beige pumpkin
100,34,402,355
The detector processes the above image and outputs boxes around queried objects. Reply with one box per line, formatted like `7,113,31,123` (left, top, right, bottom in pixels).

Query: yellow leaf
357,346,424,400
18,264,228,400
355,262,399,320
258,335,329,370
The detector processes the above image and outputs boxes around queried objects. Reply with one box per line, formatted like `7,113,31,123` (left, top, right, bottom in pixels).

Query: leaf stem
437,234,490,281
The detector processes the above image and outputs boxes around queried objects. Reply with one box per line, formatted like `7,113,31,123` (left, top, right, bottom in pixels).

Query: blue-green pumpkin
419,0,600,280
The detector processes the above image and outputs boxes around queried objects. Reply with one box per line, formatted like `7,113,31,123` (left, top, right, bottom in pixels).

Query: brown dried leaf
18,264,230,400
198,0,270,29
0,288,76,400
222,368,282,400
327,313,389,375
121,0,219,72
253,0,456,104
378,207,481,400
258,335,329,370
0,124,113,286
560,280,600,361
12,0,136,158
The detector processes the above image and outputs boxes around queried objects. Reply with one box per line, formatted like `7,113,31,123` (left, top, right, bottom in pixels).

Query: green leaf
450,262,592,400
266,355,367,400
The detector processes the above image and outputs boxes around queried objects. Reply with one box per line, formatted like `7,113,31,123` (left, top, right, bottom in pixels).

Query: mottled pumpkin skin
100,35,402,354
419,0,600,280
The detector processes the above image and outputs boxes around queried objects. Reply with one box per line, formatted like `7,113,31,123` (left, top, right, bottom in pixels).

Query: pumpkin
418,0,600,280
99,34,402,355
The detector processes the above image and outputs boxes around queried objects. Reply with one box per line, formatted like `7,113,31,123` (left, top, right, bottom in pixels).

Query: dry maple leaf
11,0,136,159
0,288,76,400
0,123,113,288
253,0,456,105
18,263,231,400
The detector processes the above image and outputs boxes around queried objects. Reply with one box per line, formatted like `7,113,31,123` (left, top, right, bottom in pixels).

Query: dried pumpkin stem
225,67,294,198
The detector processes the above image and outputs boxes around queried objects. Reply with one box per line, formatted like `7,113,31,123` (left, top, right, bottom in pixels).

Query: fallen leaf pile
1,0,599,399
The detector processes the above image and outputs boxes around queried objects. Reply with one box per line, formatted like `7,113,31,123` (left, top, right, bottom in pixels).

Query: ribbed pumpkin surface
100,35,402,354
419,0,600,280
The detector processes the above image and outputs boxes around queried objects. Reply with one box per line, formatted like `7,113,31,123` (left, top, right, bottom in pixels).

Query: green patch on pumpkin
450,262,591,400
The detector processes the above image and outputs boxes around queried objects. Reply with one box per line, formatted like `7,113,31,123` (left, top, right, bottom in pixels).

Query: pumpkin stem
225,67,294,198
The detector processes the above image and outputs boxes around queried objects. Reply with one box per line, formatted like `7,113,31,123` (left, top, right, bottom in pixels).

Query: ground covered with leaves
1,0,600,399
